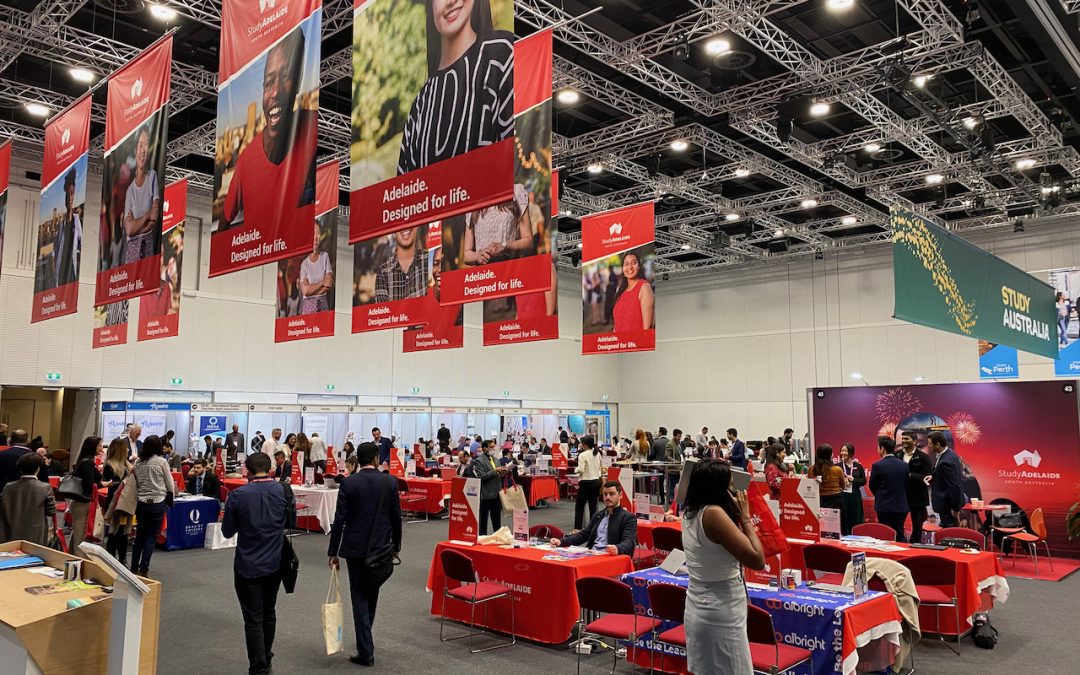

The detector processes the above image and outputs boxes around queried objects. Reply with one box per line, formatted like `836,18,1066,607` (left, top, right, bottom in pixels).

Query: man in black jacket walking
551,481,637,556
328,442,402,667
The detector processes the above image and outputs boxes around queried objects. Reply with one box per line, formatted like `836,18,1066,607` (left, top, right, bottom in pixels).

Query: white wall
617,218,1080,441
0,156,619,408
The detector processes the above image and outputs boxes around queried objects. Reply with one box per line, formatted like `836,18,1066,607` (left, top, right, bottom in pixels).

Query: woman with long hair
131,435,176,576
295,432,312,468
838,443,866,535
103,438,133,565
122,125,160,264
808,444,846,516
763,443,788,500
397,0,514,175
624,428,650,464
682,460,765,673
573,435,602,530
611,251,654,333
67,436,104,551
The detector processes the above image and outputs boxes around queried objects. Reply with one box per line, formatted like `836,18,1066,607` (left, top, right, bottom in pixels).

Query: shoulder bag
279,481,300,593
57,472,85,501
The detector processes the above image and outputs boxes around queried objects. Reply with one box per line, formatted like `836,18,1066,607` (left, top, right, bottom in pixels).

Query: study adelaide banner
580,202,656,355
209,0,322,277
137,179,187,342
891,207,1058,358
96,35,171,307
403,223,463,352
348,0,516,244
0,139,9,279
32,95,91,323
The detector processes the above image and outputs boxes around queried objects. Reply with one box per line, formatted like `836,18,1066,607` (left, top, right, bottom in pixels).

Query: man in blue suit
869,436,909,542
328,442,402,667
928,431,965,527
726,428,747,470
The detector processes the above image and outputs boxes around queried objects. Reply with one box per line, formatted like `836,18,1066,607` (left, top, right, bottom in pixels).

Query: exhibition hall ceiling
3,0,1080,277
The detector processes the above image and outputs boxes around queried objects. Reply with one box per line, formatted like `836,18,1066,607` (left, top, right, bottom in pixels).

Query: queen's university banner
0,139,10,279
210,0,322,276
137,179,186,341
891,207,1058,358
275,160,339,342
96,35,171,306
32,95,91,323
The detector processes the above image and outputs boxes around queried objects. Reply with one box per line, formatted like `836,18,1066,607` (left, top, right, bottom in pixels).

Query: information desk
164,496,221,551
403,477,452,514
427,541,633,644
0,540,162,674
623,567,902,675
517,474,559,507
293,486,338,534
787,538,1009,634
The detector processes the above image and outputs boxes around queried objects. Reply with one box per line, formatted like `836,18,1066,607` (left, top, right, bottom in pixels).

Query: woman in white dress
299,223,333,314
122,127,160,264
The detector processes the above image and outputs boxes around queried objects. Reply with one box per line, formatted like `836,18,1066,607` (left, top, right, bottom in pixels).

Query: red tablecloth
223,477,247,493
171,471,185,492
404,477,451,514
636,518,680,548
786,539,1008,634
427,541,633,644
518,475,559,506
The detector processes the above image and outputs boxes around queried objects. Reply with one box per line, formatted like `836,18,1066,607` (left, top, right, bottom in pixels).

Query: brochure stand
78,542,151,675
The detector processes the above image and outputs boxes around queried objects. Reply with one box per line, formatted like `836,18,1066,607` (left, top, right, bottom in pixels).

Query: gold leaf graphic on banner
892,211,977,334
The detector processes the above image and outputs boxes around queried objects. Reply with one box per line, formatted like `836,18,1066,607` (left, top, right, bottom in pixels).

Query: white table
292,486,338,534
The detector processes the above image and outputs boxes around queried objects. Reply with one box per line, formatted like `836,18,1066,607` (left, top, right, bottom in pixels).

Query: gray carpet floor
152,500,1078,674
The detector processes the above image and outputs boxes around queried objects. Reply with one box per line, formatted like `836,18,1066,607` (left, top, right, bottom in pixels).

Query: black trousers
938,508,958,528
130,501,166,574
345,558,382,661
479,497,501,535
909,505,928,543
876,512,908,542
575,479,600,529
234,571,281,675
105,529,129,566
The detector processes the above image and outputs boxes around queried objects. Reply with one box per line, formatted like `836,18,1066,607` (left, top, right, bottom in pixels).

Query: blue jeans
1059,316,1069,345
130,501,166,574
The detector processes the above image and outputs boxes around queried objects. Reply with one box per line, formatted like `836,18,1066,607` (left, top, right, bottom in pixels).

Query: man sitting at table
164,441,183,470
550,480,636,556
186,458,222,501
272,450,292,483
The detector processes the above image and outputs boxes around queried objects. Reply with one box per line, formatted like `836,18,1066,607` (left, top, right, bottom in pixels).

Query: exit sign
502,389,510,397
325,384,335,391
410,386,421,394
45,372,61,382
170,377,183,386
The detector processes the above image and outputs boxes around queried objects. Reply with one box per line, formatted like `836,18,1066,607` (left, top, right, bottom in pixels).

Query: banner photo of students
96,35,172,307
580,202,656,355
403,223,463,352
351,223,431,332
92,301,129,349
0,140,9,279
32,95,91,323
439,29,553,305
978,340,1019,380
275,160,339,342
210,0,322,277
137,179,186,342
349,0,515,243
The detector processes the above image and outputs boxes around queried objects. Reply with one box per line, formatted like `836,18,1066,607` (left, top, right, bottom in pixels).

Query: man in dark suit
869,436,909,542
186,459,222,501
928,431,965,527
466,440,510,535
0,453,56,545
327,442,402,668
226,425,246,463
551,480,637,555
0,429,36,493
271,450,292,483
726,428,747,470
898,430,932,543
436,424,451,453
372,427,392,467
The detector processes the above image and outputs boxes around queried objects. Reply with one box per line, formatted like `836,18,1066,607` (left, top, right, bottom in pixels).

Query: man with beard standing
898,430,932,543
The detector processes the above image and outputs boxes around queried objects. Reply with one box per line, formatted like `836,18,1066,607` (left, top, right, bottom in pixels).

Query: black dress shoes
349,654,375,667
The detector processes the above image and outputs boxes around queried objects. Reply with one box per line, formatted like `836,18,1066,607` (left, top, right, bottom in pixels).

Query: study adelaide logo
998,447,1061,484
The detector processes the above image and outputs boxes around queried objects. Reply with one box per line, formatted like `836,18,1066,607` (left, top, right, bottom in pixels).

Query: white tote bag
322,567,345,655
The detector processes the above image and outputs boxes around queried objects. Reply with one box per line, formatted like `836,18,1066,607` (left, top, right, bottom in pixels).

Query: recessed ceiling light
149,4,177,20
587,163,603,174
670,139,689,152
841,216,858,226
827,0,856,10
1041,185,1061,194
914,375,926,383
912,73,932,88
556,88,580,105
734,168,751,178
69,67,94,83
864,142,882,153
704,38,731,56
925,173,944,185
773,228,785,238
24,102,49,117
725,212,740,222
1015,158,1036,170
680,243,692,250
809,100,831,117
800,198,818,209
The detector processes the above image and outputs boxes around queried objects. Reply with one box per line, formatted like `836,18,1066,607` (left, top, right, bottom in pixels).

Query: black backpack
938,537,981,551
972,613,998,649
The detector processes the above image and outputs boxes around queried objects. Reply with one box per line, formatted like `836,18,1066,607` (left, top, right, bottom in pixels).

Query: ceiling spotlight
680,243,692,251
911,73,932,88
556,88,580,104
773,228,785,238
925,173,944,185
149,4,177,20
69,67,95,83
800,198,818,209
24,102,49,117
827,0,856,9
673,35,691,61
850,371,863,381
1014,158,1036,170
564,209,574,218
725,212,740,222
864,142,882,153
961,199,973,207
734,168,751,178
841,216,858,226
670,139,689,152
914,375,926,383
704,38,731,56
962,117,978,130
1041,185,1061,195
809,99,831,117
586,163,603,174
576,242,583,249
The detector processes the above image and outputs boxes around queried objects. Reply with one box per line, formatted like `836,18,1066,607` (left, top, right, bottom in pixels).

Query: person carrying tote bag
64,436,104,552
323,567,345,655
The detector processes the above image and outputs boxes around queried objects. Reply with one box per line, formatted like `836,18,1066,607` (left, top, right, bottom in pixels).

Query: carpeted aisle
153,502,1078,674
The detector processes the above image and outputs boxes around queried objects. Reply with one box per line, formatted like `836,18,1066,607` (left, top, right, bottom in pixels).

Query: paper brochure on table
851,552,868,598
659,548,687,575
820,507,841,540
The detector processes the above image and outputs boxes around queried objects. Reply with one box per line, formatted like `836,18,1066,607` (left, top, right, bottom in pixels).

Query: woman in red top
515,262,556,320
763,443,788,500
611,251,654,333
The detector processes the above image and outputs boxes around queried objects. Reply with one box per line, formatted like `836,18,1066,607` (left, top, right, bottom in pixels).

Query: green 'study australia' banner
891,208,1058,358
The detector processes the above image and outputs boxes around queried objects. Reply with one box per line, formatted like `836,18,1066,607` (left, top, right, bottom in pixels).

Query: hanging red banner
92,302,129,349
96,35,172,306
210,0,322,276
0,140,10,279
403,223,463,352
581,202,656,355
275,160,339,342
137,179,187,341
32,95,91,323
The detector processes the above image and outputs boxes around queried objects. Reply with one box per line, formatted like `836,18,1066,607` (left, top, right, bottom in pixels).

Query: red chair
396,476,429,523
1001,507,1053,575
747,604,813,674
852,522,897,541
934,527,985,550
802,543,850,585
438,549,516,652
529,524,564,540
574,576,660,674
903,555,961,654
651,526,682,554
646,583,686,674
